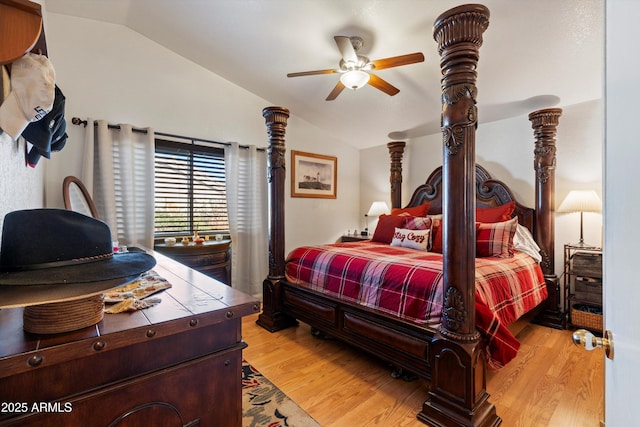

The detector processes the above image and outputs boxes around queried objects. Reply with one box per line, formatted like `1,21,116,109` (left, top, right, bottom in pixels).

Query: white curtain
81,119,155,248
225,143,268,299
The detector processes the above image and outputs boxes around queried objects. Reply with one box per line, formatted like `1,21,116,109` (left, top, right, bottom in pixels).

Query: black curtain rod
70,117,264,151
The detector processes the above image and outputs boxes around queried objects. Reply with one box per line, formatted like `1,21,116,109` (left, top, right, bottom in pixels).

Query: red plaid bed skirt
285,241,547,369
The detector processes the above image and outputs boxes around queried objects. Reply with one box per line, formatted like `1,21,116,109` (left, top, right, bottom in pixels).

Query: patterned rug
242,360,321,427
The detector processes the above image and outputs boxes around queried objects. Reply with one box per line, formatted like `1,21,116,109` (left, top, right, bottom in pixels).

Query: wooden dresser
0,251,259,427
154,240,232,286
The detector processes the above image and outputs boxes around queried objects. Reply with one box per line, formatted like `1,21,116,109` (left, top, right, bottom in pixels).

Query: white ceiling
44,0,603,150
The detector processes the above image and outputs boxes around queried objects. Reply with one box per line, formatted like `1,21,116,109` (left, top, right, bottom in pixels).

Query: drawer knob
225,310,234,319
93,341,106,351
189,318,199,327
146,329,156,338
28,354,43,367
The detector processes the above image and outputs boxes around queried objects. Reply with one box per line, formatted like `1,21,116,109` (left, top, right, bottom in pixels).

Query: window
154,139,229,238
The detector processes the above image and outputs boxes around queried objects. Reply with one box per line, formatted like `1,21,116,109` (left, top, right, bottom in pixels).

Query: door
603,1,640,425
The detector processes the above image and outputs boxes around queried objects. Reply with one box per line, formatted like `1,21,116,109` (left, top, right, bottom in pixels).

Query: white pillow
390,228,430,251
513,224,542,262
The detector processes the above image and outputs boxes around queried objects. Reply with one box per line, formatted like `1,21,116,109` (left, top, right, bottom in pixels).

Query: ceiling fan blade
287,69,339,77
334,36,358,64
326,81,345,101
367,73,400,96
370,52,425,70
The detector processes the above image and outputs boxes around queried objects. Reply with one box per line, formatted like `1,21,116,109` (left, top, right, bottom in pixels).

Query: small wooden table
340,234,371,243
0,251,260,427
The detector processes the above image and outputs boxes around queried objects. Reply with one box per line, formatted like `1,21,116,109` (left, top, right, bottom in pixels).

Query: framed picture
291,150,337,199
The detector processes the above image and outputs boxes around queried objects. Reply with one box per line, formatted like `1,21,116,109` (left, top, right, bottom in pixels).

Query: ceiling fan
287,36,425,101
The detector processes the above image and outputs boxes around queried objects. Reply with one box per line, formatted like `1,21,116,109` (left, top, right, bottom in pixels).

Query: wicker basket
571,303,603,331
23,294,105,334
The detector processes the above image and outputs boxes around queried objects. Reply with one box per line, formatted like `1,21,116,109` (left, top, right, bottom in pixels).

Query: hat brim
0,274,141,308
0,252,156,286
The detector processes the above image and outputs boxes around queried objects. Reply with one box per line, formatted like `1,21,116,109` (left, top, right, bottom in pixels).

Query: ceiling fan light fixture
340,70,370,90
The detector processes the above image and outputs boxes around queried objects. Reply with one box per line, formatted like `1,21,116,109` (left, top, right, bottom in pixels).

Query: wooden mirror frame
62,175,99,219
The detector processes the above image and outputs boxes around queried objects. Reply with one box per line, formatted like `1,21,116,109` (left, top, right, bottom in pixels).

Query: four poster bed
257,5,563,427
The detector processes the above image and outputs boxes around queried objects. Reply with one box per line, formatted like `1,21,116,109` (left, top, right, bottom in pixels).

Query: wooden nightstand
154,239,231,285
340,234,371,242
564,244,603,331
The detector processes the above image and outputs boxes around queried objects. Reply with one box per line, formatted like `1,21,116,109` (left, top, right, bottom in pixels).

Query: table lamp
557,190,602,248
364,201,390,236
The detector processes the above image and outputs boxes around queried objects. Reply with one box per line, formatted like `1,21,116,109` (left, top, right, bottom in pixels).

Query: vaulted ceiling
45,0,603,149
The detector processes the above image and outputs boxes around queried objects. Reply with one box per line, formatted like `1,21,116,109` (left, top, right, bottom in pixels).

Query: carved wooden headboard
405,164,535,234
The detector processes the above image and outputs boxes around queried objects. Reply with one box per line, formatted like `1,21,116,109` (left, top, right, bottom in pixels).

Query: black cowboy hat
0,209,156,307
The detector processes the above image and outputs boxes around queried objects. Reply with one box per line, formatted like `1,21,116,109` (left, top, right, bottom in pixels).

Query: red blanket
285,241,547,369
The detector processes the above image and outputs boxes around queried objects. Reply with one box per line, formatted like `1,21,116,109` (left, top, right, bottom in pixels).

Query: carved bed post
256,106,296,332
529,108,564,329
388,141,406,209
420,5,500,427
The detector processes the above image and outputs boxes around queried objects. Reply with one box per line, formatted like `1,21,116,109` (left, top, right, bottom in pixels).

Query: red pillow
371,214,406,244
476,201,515,223
390,202,431,217
476,217,518,258
431,218,443,253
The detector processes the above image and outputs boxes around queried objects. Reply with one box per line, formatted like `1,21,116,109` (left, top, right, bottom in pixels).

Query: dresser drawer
0,348,244,427
174,251,229,267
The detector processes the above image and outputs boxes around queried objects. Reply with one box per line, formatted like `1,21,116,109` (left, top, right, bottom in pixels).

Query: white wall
0,134,44,230
41,13,359,255
360,100,603,279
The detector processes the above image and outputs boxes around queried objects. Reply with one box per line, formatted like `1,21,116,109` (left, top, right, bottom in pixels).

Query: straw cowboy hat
0,209,156,308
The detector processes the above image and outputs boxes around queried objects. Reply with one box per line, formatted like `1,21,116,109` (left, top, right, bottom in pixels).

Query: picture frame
291,150,337,199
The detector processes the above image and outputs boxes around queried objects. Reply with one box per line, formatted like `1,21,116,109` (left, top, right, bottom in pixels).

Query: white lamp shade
367,201,390,217
340,70,370,90
558,190,602,213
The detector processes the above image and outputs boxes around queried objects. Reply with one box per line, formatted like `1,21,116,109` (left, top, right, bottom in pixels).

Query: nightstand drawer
572,252,602,278
574,276,602,304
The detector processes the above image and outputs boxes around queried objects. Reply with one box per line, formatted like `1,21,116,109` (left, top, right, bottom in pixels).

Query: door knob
572,329,614,360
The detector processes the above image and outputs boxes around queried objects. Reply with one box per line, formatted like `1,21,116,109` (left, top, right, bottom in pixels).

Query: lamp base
568,241,600,250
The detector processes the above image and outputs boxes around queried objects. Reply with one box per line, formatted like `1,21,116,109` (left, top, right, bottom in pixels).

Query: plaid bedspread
285,241,547,369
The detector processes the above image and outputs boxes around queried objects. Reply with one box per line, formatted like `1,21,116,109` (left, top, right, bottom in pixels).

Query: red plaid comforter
285,241,547,369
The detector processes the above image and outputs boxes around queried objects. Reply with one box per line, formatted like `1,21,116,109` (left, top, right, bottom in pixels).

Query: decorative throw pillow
430,218,480,254
404,216,433,231
476,201,515,223
513,224,542,262
390,202,431,217
476,217,518,258
371,214,406,244
390,228,430,251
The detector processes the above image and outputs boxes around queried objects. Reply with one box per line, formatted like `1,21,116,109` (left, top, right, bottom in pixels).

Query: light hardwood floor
242,314,604,427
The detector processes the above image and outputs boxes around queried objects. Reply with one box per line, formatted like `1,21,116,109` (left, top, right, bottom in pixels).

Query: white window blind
154,139,229,237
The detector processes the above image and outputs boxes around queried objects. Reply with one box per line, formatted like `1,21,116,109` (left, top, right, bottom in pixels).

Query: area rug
242,360,322,427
